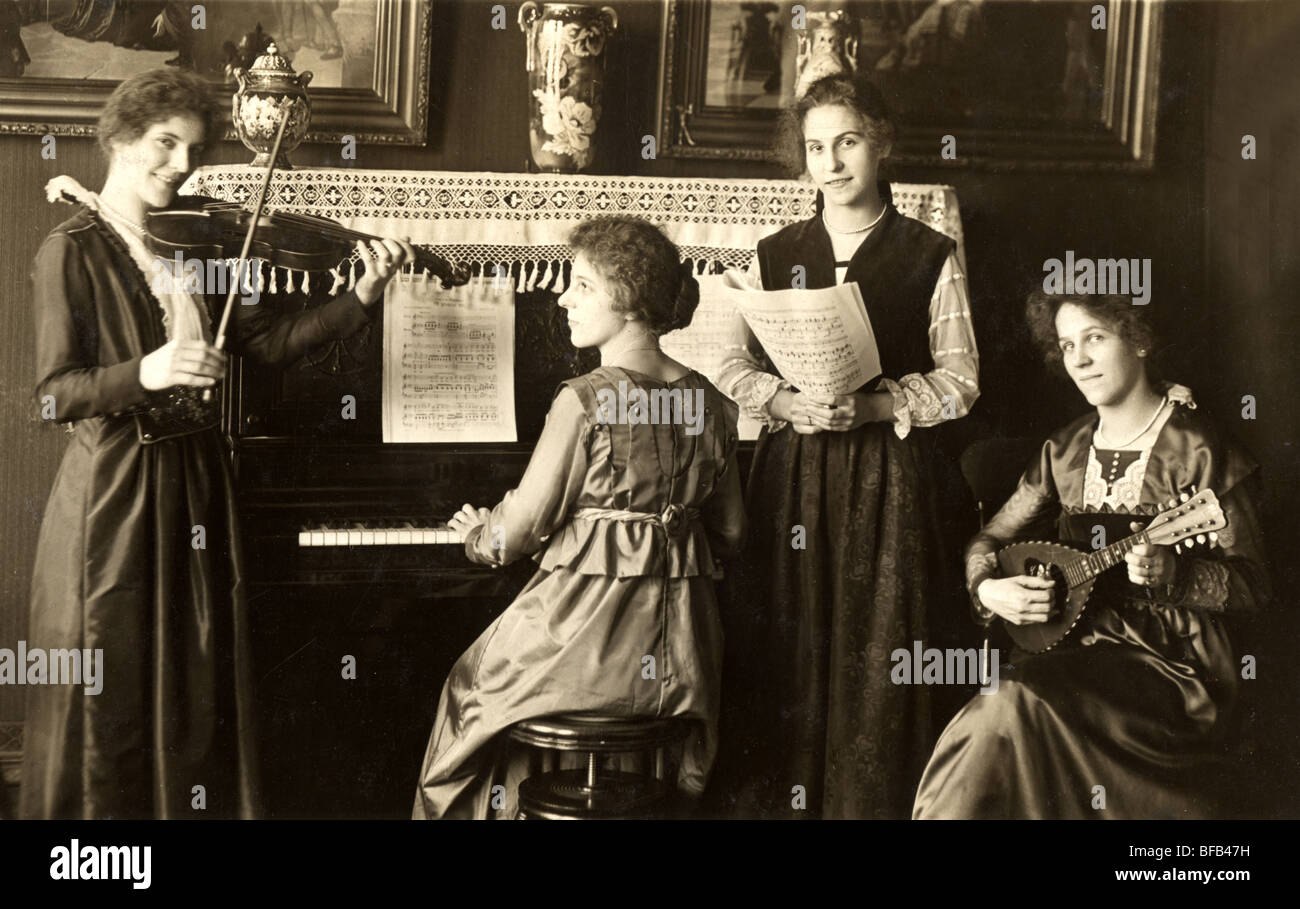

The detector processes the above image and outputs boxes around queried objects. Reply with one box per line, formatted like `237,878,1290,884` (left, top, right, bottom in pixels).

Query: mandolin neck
1061,531,1149,587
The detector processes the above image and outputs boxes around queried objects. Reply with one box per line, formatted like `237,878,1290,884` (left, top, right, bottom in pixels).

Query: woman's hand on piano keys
448,504,492,536
354,237,417,305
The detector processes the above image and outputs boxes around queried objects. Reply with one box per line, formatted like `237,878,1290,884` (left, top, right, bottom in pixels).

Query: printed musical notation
708,270,882,399
382,275,517,443
659,287,765,441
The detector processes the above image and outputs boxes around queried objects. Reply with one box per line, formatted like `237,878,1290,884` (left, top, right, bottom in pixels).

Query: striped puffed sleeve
876,250,979,439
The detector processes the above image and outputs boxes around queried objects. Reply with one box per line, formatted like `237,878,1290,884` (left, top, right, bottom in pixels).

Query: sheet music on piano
659,281,765,441
382,274,518,443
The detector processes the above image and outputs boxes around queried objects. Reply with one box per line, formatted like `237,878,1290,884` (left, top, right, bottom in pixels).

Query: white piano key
298,523,465,545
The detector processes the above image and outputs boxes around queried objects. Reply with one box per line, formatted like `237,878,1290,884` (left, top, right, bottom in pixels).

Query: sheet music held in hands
716,269,882,397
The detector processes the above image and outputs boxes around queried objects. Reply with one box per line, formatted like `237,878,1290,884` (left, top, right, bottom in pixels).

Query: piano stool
508,714,687,820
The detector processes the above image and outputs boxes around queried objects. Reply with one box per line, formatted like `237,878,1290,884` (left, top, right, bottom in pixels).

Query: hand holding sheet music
714,269,882,397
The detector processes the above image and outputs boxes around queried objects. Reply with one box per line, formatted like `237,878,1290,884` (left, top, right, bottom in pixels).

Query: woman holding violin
21,69,414,819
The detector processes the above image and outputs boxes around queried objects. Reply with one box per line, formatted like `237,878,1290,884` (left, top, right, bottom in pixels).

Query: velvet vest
755,191,954,382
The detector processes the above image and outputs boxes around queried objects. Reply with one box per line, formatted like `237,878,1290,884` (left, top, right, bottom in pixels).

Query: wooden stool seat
508,714,685,819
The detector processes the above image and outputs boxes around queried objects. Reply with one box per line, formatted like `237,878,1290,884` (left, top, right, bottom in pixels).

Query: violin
143,203,470,288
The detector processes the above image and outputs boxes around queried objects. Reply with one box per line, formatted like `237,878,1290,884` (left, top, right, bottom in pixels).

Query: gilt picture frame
0,0,432,146
657,0,1164,171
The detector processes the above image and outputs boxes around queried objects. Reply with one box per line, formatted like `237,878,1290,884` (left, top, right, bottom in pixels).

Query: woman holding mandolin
21,69,416,819
913,292,1272,820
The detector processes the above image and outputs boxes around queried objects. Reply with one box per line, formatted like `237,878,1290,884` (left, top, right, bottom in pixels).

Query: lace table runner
181,167,966,293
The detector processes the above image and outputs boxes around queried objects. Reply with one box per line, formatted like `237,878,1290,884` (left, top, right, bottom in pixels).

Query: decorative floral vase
232,42,314,169
518,2,618,173
794,10,859,98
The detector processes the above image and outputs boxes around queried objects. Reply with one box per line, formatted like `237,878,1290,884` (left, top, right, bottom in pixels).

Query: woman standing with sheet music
712,73,979,819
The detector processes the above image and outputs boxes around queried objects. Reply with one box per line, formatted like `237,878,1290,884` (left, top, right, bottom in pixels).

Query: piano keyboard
298,523,465,547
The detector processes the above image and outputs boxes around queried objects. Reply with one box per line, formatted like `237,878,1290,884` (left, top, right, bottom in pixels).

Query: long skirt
713,422,971,819
413,567,724,819
913,601,1239,819
21,420,259,819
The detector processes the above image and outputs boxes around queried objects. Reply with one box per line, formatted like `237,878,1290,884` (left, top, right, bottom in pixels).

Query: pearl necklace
604,332,660,361
93,193,147,237
1097,396,1169,449
822,205,886,235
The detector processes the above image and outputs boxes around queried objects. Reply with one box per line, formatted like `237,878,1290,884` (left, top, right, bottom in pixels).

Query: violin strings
200,205,406,251
193,203,458,273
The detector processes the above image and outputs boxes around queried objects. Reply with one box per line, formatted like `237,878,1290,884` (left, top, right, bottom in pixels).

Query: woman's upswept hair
773,72,897,178
1026,290,1159,375
97,68,220,159
567,216,699,334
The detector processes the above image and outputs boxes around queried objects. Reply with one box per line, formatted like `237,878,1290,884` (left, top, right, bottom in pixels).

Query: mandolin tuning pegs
1196,534,1207,545
1174,542,1183,553
1168,497,1179,508
1180,492,1190,502
1209,531,1219,546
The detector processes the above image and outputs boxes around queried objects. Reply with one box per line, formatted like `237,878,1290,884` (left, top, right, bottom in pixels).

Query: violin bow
204,107,291,402
213,106,291,352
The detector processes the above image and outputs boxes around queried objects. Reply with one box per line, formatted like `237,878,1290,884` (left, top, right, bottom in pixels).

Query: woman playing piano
712,72,979,818
913,292,1271,819
21,69,414,819
413,216,746,819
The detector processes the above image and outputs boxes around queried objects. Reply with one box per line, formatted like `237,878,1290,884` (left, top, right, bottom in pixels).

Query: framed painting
658,0,1163,170
0,0,432,145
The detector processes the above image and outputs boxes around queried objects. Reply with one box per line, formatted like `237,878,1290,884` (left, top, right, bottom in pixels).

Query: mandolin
995,487,1227,653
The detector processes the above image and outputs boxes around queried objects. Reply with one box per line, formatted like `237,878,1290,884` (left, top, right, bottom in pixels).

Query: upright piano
187,166,961,817
228,273,597,817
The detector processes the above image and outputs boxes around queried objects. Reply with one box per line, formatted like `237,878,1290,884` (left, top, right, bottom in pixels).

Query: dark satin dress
715,200,975,819
913,404,1272,819
21,203,377,819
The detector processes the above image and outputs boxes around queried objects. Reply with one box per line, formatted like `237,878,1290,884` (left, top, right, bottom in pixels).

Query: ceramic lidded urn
518,2,619,173
232,42,314,169
794,10,859,98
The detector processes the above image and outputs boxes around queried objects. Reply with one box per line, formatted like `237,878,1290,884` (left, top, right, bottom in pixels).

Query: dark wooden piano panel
238,441,533,596
231,276,597,817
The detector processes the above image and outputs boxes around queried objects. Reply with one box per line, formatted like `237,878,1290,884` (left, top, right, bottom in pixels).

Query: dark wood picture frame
0,0,432,146
657,0,1163,171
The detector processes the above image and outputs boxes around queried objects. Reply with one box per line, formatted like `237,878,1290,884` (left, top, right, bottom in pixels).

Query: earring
1137,349,1147,356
